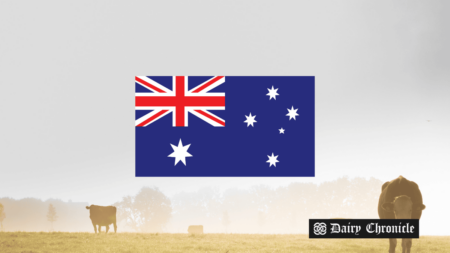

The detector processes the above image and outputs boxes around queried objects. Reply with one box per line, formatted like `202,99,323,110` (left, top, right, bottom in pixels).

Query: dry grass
0,232,448,253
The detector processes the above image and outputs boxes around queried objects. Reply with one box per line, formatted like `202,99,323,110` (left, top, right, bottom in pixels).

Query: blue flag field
135,76,314,177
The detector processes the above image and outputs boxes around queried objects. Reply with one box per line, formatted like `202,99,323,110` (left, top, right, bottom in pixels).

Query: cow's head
382,195,426,219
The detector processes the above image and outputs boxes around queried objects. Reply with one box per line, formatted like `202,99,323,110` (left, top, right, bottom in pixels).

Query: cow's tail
86,206,90,209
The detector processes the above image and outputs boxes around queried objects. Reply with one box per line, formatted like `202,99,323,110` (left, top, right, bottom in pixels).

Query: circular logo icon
313,222,327,235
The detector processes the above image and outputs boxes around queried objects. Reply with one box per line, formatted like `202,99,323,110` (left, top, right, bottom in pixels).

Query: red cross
135,76,225,127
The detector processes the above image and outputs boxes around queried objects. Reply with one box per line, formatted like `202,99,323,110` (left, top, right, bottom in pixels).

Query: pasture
0,232,448,253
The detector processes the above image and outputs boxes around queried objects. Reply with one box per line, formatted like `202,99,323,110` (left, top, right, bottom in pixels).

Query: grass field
0,232,448,253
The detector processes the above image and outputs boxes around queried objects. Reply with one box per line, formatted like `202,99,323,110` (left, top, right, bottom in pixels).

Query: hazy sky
0,0,449,235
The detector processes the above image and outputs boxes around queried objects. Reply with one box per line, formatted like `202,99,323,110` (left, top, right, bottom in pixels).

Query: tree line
0,177,382,233
0,198,88,232
169,177,382,233
0,201,58,232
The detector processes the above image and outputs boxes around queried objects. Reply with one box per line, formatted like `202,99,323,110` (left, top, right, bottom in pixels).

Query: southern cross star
168,139,192,166
266,86,279,100
279,128,285,134
286,106,299,120
267,153,279,167
244,113,257,127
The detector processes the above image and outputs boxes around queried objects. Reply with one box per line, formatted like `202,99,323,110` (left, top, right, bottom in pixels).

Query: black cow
378,176,426,253
86,205,117,233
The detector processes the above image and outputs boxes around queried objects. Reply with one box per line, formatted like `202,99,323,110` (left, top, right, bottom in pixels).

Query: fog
1,177,382,233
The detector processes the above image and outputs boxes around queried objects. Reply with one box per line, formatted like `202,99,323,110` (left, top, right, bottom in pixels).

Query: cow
188,225,203,234
86,205,117,234
378,176,426,253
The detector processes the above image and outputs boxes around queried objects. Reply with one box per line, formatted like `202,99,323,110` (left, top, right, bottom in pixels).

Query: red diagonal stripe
137,110,169,127
194,110,225,126
135,77,167,93
191,76,224,93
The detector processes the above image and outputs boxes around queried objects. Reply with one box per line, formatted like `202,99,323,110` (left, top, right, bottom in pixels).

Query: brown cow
378,176,426,253
188,225,203,234
86,205,117,233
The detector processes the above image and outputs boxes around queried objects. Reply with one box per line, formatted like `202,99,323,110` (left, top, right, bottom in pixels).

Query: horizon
0,176,444,235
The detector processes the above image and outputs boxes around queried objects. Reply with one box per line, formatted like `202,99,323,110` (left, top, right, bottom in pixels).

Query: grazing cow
188,225,203,234
378,176,426,253
86,205,117,234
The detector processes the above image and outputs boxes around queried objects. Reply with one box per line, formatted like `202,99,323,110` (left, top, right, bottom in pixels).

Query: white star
168,139,192,166
244,113,257,127
286,106,299,120
279,128,285,134
266,86,279,100
266,153,279,167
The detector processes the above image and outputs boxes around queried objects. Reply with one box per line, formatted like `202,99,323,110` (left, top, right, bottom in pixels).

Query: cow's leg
106,225,110,234
92,222,98,234
98,225,102,233
113,222,117,233
402,238,412,253
388,238,397,253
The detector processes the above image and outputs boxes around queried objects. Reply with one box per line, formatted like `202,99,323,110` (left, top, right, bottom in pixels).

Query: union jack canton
135,76,225,127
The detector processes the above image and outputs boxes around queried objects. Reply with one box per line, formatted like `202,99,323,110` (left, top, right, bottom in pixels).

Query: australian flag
135,76,315,177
